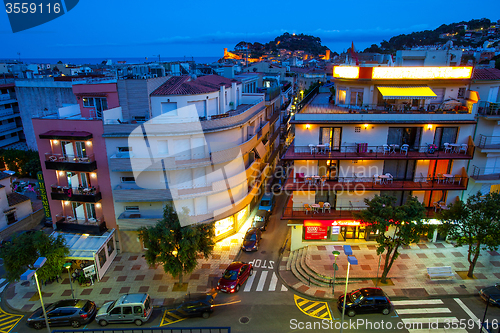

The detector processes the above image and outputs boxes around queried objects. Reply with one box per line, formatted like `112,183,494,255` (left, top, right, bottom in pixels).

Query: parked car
27,299,97,329
337,288,392,317
258,193,275,212
242,227,262,251
172,293,214,319
479,283,500,306
217,261,253,293
270,177,282,194
252,210,270,231
96,293,153,326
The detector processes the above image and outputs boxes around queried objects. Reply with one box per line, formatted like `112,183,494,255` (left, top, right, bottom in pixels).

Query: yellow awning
377,86,437,99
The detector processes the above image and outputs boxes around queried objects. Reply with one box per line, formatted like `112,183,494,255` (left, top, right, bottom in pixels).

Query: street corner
293,294,333,321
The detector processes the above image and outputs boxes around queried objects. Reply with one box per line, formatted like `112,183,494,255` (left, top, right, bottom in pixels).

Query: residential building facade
0,83,23,149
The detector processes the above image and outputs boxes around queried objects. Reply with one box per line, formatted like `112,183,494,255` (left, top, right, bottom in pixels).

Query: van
96,293,152,326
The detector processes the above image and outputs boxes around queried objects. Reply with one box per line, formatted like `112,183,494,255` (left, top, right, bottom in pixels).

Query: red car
217,261,253,293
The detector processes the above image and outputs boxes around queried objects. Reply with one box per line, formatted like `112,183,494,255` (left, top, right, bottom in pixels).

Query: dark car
252,210,270,231
242,227,262,251
27,299,97,329
173,293,214,319
479,283,500,306
337,288,392,317
217,261,253,293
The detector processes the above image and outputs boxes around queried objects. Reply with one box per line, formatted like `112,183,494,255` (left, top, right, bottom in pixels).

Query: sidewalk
278,241,500,300
2,225,249,313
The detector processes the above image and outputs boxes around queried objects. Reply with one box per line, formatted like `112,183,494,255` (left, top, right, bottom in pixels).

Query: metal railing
478,135,500,149
301,102,471,114
471,165,500,180
50,185,99,195
297,85,319,111
45,153,96,163
286,142,473,158
55,214,104,225
52,327,231,333
478,101,500,116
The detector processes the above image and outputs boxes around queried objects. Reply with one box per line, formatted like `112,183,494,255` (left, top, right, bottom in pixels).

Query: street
4,193,500,332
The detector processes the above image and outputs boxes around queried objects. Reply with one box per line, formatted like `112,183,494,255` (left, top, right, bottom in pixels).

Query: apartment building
469,68,500,194
106,74,281,252
0,171,33,230
0,82,23,149
281,66,478,251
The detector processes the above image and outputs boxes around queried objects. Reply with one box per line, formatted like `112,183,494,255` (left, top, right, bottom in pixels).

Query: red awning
304,220,369,227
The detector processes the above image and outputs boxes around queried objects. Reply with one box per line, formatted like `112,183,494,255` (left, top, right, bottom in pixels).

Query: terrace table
311,204,320,213
443,174,454,183
378,175,391,184
449,143,461,153
316,144,328,153
389,144,399,154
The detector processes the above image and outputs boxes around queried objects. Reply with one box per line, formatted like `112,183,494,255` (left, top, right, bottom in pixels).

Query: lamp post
332,250,340,295
340,246,358,333
21,257,50,333
63,262,75,299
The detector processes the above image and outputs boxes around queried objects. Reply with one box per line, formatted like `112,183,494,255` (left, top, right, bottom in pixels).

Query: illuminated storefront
213,205,250,241
303,220,378,241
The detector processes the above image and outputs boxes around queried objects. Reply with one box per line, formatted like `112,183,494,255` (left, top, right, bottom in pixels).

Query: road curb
1,282,31,315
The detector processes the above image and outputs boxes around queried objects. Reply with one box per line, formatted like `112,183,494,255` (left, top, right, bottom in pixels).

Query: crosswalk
0,279,9,294
393,299,470,333
243,271,288,292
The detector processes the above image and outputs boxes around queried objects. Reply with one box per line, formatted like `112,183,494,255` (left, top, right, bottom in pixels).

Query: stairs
288,247,333,288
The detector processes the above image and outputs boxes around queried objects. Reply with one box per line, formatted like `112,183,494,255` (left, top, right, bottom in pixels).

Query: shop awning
377,86,437,99
51,229,115,260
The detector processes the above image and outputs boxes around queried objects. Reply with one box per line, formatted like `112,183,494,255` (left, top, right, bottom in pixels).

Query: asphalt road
6,193,500,332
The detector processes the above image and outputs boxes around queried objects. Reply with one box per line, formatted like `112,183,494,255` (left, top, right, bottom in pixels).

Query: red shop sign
304,225,328,240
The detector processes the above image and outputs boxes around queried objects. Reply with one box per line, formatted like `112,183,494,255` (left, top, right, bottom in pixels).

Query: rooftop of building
0,172,12,181
472,68,500,80
151,75,240,96
7,192,30,206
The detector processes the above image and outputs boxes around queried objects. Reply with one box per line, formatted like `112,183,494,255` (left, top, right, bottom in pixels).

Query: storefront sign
37,171,52,221
83,264,96,278
214,216,234,237
304,220,368,227
304,226,328,240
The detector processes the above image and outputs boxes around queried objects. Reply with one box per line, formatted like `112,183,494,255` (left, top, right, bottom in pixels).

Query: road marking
396,308,451,315
269,272,278,291
281,284,288,291
256,271,268,291
454,298,488,333
392,300,444,306
243,272,256,292
213,300,241,307
159,310,186,326
401,317,459,324
0,307,23,333
293,294,332,321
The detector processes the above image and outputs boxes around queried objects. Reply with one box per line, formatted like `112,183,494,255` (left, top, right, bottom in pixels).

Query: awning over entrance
377,86,437,99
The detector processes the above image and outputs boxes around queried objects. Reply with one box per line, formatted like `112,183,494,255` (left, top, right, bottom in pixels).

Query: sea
10,56,221,65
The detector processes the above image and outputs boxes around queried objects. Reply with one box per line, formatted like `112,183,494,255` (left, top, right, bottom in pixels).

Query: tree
138,205,215,284
353,195,426,283
0,231,70,283
439,192,500,278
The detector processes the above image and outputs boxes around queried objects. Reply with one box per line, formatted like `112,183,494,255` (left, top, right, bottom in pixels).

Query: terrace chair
318,202,324,212
433,202,441,212
400,144,409,155
49,155,57,162
385,173,393,184
436,173,444,184
309,144,316,154
323,202,331,213
382,144,391,155
443,143,452,154
304,203,312,215
459,144,468,154
439,201,449,211
453,174,462,185
320,176,327,186
324,144,331,153
373,174,382,185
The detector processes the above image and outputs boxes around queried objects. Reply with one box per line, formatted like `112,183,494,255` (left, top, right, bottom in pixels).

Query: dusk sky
1,0,499,61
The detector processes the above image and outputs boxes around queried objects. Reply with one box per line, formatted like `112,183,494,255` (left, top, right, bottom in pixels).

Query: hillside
363,18,497,53
234,32,330,58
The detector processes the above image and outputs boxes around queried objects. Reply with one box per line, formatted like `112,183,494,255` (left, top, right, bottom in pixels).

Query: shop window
107,238,115,256
98,247,106,269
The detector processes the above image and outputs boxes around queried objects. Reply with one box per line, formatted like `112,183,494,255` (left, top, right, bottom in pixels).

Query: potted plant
427,144,437,154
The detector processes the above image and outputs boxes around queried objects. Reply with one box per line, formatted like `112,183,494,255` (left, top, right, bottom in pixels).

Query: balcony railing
477,101,500,116
55,214,106,235
50,184,101,202
471,165,500,181
478,135,500,149
283,173,468,192
283,139,475,160
301,102,471,114
45,153,95,163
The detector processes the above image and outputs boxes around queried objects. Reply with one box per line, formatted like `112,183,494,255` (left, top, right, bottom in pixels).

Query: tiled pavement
2,230,244,313
279,241,500,300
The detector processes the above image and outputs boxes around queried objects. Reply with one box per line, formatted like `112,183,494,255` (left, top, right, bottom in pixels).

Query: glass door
75,141,88,158
433,127,458,150
62,141,74,157
320,128,342,151
341,226,357,239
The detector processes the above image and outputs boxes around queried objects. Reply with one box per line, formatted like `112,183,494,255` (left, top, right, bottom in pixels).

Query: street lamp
332,250,340,295
63,262,75,299
340,246,358,333
21,257,50,333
